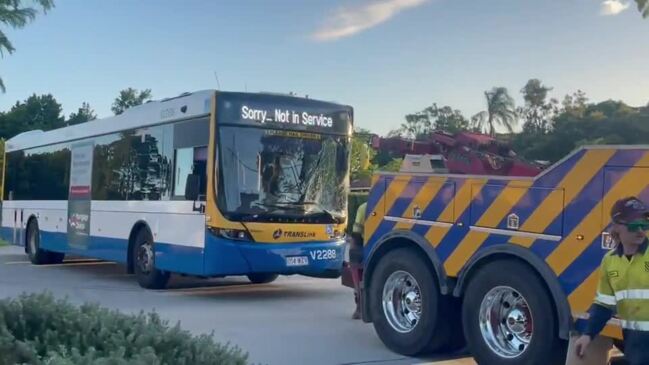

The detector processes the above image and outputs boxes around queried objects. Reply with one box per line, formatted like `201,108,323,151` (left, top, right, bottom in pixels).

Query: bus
1,90,352,289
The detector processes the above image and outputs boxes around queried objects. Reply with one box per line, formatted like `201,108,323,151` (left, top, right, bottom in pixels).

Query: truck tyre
247,273,279,284
462,259,566,365
133,228,170,289
26,220,64,265
369,248,457,356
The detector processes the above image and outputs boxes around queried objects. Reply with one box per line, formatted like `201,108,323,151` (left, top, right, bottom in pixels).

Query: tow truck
344,140,647,364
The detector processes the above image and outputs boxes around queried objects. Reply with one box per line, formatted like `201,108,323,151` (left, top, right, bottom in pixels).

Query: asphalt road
0,245,474,365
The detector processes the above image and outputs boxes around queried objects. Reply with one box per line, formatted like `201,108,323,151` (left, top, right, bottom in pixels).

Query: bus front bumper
203,233,346,278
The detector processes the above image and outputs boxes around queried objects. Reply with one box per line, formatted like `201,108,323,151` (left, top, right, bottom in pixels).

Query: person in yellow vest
350,202,367,320
575,196,649,365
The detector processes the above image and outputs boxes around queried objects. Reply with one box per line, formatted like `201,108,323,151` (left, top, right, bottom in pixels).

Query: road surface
0,245,474,365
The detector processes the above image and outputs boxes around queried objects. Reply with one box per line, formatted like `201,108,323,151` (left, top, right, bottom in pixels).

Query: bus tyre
369,248,456,356
247,273,279,284
133,229,170,290
462,260,566,365
26,220,64,265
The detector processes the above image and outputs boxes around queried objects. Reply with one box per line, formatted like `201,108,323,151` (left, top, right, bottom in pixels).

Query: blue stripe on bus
2,227,346,278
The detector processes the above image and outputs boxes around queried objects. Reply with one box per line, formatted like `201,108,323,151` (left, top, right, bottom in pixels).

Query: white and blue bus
1,90,352,289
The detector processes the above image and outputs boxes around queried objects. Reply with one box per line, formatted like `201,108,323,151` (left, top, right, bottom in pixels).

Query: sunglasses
625,221,649,232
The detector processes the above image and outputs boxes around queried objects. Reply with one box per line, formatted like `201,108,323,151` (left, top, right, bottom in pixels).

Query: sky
1,0,648,135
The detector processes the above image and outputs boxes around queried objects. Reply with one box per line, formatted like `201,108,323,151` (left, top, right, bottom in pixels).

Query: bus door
12,207,23,246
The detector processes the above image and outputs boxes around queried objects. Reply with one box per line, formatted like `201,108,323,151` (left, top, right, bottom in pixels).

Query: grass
0,239,8,247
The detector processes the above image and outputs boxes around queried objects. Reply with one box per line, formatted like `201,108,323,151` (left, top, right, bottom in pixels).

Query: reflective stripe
619,320,649,331
614,289,649,301
595,292,617,306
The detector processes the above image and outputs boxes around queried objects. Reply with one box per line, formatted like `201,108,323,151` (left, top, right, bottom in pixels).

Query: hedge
0,292,248,365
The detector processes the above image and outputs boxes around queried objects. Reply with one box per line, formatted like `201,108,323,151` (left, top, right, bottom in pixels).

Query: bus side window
173,146,207,200
174,148,194,198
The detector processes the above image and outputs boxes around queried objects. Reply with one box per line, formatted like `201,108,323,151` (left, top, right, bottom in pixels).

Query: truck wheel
247,273,279,284
462,260,566,365
133,228,170,289
369,248,457,356
26,220,64,265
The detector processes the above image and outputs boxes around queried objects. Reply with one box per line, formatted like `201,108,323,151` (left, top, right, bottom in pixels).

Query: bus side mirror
185,174,200,201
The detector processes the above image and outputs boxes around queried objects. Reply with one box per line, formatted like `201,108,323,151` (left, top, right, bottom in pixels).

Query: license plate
286,256,309,267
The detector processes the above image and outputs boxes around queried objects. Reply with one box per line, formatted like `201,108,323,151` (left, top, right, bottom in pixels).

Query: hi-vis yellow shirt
595,240,649,331
353,202,367,236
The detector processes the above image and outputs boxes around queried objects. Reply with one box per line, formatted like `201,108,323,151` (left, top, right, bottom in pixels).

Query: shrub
0,292,248,365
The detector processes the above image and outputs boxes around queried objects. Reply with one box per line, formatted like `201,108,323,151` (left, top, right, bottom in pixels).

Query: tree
111,88,152,115
0,0,54,92
380,158,403,172
401,103,469,138
67,102,96,126
401,112,431,140
518,79,558,134
512,97,649,163
0,93,64,139
637,0,648,18
472,87,517,136
561,90,588,118
425,104,469,134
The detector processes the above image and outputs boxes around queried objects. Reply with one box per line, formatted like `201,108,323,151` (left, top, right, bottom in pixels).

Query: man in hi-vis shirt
575,197,649,365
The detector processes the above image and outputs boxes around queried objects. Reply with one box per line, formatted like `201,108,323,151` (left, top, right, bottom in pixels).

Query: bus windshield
217,127,350,223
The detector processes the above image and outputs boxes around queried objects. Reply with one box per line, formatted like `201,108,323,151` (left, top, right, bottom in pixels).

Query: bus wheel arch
25,215,64,265
129,221,170,289
127,221,151,274
25,215,38,254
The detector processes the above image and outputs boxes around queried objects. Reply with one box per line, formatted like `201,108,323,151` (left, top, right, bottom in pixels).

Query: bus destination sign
217,92,352,135
241,105,334,128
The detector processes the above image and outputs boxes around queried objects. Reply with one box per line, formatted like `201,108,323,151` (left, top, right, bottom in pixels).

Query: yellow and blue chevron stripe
364,147,649,337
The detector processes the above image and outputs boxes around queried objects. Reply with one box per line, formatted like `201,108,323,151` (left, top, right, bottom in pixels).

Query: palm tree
473,87,517,136
0,0,54,92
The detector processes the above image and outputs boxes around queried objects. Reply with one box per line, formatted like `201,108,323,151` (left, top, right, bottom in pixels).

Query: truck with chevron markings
351,146,648,364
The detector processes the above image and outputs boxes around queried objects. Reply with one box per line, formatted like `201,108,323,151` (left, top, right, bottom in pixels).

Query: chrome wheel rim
479,286,533,358
137,241,154,274
382,270,422,333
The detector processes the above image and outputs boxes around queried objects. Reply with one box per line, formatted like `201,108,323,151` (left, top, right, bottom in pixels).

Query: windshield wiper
277,201,343,224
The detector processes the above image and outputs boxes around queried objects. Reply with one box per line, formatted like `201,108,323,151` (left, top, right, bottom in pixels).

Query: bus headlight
213,228,254,242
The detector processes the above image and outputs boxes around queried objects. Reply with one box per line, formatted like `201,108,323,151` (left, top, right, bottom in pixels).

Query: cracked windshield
218,127,349,223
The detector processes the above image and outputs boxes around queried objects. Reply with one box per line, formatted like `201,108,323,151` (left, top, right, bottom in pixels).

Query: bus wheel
133,229,170,290
462,260,566,365
369,248,455,356
26,220,64,265
247,273,278,284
